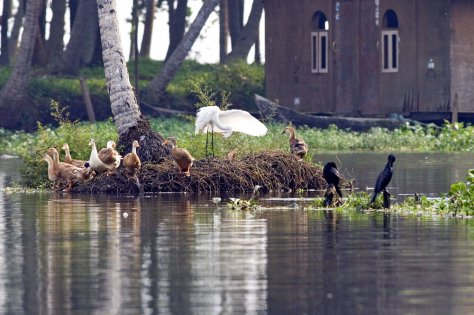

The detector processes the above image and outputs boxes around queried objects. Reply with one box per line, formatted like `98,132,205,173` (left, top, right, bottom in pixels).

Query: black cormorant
323,162,343,197
370,154,396,203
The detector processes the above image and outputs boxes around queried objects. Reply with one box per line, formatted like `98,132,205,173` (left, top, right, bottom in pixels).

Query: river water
0,153,474,314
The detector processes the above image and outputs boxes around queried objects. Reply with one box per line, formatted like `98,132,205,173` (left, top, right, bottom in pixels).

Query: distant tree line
0,0,264,129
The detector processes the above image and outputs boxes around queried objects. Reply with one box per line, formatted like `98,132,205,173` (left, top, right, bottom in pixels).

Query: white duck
88,139,121,173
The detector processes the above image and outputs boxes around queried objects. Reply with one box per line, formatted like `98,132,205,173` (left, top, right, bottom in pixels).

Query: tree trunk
97,0,141,135
69,0,79,30
224,0,263,63
219,0,228,63
32,0,48,66
86,32,103,67
96,0,169,162
128,0,139,61
145,0,220,103
228,0,243,48
0,0,40,129
0,0,11,65
8,0,25,59
254,27,260,64
47,0,66,72
165,0,188,61
60,0,98,75
140,0,156,58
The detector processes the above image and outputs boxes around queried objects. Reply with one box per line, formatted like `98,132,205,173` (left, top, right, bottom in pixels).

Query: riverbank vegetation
3,110,474,218
3,115,474,159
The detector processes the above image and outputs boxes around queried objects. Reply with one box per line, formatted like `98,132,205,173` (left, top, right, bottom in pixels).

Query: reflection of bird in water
323,162,343,197
163,137,194,176
370,154,396,203
282,126,308,160
195,106,267,157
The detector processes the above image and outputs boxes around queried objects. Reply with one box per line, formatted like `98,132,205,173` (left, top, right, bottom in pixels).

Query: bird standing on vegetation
62,143,87,168
88,139,121,174
226,149,238,161
282,126,308,160
195,106,267,157
370,154,396,204
46,147,92,191
163,137,194,176
323,162,343,198
123,140,141,177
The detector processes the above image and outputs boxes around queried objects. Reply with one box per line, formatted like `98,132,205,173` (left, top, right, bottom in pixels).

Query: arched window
381,9,399,73
311,11,329,74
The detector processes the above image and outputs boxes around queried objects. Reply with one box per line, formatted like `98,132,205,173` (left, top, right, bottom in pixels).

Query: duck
62,143,87,167
43,153,58,183
226,148,238,161
46,147,92,191
123,140,141,177
282,126,308,160
163,137,194,176
87,139,122,174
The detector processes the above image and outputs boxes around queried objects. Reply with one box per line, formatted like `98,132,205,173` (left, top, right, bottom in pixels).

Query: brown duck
282,126,309,160
123,140,141,177
163,137,194,176
62,143,87,168
46,147,92,191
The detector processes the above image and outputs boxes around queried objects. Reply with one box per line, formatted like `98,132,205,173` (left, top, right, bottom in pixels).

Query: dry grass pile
72,151,343,195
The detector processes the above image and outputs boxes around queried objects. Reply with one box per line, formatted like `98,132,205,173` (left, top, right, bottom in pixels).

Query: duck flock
42,106,396,206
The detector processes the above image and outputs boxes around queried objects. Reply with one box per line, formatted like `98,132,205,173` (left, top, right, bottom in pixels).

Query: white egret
195,106,267,157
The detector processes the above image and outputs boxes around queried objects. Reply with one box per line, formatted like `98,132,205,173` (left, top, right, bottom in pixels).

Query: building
264,0,474,119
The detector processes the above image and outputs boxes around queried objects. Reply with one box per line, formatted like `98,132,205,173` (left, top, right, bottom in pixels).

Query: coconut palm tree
0,0,40,129
97,0,142,136
96,0,169,162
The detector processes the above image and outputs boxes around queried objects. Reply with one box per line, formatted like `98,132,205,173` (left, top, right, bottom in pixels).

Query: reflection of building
265,1,474,119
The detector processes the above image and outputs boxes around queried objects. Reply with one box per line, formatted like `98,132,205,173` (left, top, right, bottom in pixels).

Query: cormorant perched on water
370,154,396,204
323,162,343,197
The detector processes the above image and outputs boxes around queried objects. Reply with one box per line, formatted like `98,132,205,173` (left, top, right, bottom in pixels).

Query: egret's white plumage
195,106,267,137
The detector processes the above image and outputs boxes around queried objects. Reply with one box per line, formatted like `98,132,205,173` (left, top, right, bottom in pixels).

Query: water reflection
0,192,474,314
1,156,474,313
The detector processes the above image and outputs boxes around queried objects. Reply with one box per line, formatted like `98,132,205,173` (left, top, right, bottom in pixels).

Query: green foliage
447,169,474,216
18,101,117,188
338,192,374,211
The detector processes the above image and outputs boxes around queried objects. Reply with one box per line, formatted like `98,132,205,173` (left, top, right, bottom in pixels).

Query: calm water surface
1,154,474,314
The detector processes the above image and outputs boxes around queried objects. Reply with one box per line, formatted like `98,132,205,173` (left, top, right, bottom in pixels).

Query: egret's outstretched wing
217,109,267,136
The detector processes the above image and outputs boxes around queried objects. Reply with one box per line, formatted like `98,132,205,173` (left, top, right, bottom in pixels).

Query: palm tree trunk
0,0,40,129
165,0,188,61
96,0,169,162
97,0,142,136
8,0,25,59
224,0,264,63
60,0,97,75
0,0,12,65
219,0,229,63
140,0,155,58
145,0,220,103
47,0,66,72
